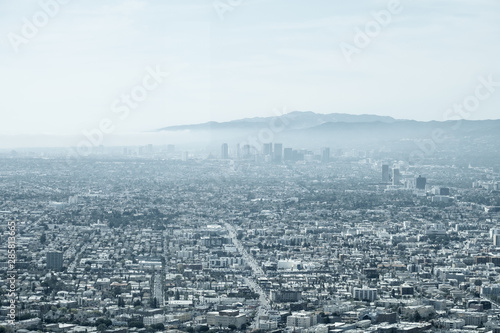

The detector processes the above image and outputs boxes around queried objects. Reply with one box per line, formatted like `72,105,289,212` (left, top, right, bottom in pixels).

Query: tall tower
382,165,390,182
262,143,273,156
416,175,426,190
236,144,241,159
392,168,401,185
321,147,330,163
273,143,283,162
221,143,229,159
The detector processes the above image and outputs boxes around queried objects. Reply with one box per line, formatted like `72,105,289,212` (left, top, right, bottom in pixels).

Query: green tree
129,321,144,328
95,318,112,327
113,286,122,296
150,297,158,308
151,323,165,331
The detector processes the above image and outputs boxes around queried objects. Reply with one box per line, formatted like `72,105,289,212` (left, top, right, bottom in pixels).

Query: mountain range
156,111,500,166
159,111,496,140
158,111,400,131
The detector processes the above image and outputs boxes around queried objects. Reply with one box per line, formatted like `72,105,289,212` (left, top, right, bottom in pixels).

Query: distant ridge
155,111,500,156
158,111,400,132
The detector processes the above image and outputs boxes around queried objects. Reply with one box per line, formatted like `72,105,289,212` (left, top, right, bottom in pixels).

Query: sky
0,0,499,147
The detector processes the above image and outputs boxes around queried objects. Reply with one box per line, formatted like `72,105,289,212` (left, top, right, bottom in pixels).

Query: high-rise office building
353,287,378,302
46,251,63,270
262,143,273,156
221,143,229,159
321,147,330,163
236,144,241,159
274,143,283,162
392,168,401,185
416,175,426,190
242,145,252,158
382,165,390,182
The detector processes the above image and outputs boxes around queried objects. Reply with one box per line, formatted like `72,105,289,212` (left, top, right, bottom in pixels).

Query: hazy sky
1,0,499,142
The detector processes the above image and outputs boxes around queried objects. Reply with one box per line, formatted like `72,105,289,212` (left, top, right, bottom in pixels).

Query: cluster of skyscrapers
382,164,426,189
221,143,332,163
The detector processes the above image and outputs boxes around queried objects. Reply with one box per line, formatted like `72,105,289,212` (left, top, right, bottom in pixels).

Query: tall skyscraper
392,168,401,185
416,175,426,190
46,251,63,270
236,144,241,159
221,143,229,159
274,143,283,162
284,148,293,161
262,143,273,156
242,145,251,158
382,165,390,182
321,147,330,163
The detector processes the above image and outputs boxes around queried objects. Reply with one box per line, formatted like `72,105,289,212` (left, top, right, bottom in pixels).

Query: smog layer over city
1,1,500,333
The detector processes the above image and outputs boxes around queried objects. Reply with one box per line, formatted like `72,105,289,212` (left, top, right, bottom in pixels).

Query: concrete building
494,234,500,246
352,287,377,302
439,318,465,330
459,312,488,326
286,311,318,329
262,143,272,156
144,314,164,325
382,165,390,182
321,147,330,163
206,310,247,329
270,290,302,302
392,168,401,185
416,175,426,190
221,143,228,159
273,143,283,162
